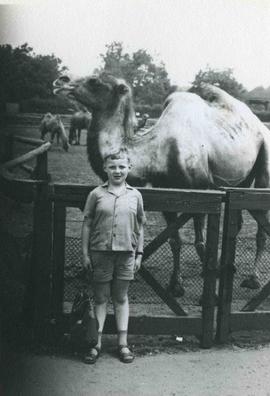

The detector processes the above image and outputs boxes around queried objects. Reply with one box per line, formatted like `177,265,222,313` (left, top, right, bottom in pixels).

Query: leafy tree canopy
0,43,67,104
96,42,171,108
191,66,246,99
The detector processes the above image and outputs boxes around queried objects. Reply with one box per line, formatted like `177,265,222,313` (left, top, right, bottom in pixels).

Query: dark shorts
90,251,135,282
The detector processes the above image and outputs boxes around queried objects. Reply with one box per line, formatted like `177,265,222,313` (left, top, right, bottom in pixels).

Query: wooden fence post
51,202,66,321
216,194,239,343
29,151,52,336
31,183,53,333
32,151,49,180
201,213,221,348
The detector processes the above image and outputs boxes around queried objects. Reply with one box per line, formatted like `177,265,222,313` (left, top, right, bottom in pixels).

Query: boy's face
103,157,131,186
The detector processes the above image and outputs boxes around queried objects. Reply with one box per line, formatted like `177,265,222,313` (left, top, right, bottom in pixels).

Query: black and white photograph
1,0,270,395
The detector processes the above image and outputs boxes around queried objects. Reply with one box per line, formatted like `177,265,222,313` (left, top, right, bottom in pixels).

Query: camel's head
53,73,131,112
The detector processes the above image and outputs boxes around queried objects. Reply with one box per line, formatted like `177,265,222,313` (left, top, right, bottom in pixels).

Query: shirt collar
101,181,133,190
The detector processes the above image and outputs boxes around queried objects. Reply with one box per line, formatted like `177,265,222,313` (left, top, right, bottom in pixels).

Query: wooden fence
216,188,270,343
2,133,270,347
50,184,223,348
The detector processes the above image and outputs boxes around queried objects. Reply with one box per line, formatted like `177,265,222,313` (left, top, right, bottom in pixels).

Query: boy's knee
94,292,110,304
112,293,128,305
95,293,109,305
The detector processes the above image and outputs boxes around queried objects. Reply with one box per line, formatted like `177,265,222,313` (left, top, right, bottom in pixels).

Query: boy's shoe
84,346,101,364
118,345,134,363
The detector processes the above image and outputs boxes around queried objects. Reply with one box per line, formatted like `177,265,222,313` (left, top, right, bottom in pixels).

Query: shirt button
113,233,116,237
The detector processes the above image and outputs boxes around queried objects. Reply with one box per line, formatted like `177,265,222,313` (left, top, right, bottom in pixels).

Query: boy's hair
103,147,130,163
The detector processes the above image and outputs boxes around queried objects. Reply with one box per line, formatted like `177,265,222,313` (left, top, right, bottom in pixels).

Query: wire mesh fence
63,232,270,313
231,237,270,311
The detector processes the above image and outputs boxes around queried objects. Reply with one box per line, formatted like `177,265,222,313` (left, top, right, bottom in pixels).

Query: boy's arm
134,223,144,272
81,216,92,270
134,191,146,272
81,190,97,270
136,222,144,254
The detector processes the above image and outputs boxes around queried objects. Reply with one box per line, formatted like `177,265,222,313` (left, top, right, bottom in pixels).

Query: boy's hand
134,255,142,273
83,255,93,272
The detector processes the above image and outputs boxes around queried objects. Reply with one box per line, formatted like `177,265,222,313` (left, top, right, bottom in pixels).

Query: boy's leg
93,281,111,350
112,279,134,362
112,279,130,347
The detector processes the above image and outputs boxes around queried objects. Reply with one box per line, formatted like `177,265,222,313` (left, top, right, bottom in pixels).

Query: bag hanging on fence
70,286,99,352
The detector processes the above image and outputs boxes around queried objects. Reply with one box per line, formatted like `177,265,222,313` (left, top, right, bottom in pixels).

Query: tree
97,42,171,112
191,66,246,99
0,43,67,106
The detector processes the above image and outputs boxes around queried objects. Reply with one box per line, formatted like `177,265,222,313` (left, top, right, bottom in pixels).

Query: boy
81,147,146,364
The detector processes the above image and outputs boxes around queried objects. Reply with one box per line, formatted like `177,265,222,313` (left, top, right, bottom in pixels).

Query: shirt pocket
128,197,137,213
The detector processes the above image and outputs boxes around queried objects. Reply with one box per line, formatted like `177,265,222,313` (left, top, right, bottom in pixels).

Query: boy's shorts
90,251,135,282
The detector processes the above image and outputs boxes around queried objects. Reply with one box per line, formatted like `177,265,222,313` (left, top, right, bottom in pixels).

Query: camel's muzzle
53,76,74,96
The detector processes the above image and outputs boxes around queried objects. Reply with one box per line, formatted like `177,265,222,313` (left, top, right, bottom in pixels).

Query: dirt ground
3,332,270,396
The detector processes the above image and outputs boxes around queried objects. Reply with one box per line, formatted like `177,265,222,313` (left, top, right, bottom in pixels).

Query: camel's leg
50,131,55,144
76,129,80,145
40,126,46,140
168,231,184,297
255,220,267,279
69,127,74,144
193,214,206,266
241,157,270,289
240,214,267,289
233,210,243,275
77,129,81,145
163,212,185,297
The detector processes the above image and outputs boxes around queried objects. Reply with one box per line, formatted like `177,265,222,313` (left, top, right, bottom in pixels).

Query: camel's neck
98,113,125,157
87,133,105,181
87,109,129,181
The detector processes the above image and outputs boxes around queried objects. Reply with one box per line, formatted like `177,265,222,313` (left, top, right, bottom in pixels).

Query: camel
40,113,69,151
53,72,270,296
69,110,92,145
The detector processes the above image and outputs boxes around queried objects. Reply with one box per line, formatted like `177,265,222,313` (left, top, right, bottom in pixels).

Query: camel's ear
117,83,129,95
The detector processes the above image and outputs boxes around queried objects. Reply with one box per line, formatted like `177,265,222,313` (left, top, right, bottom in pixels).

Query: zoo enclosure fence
51,184,223,348
2,132,270,346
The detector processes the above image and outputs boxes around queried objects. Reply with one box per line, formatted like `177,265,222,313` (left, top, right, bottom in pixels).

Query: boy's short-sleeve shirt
83,182,146,252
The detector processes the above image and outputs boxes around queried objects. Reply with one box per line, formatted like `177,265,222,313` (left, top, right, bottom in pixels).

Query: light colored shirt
83,182,146,251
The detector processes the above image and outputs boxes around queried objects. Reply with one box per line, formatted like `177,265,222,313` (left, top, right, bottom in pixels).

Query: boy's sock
96,331,102,349
117,330,128,346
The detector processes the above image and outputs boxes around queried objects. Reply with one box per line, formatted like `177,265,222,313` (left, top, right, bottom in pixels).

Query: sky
0,0,270,90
